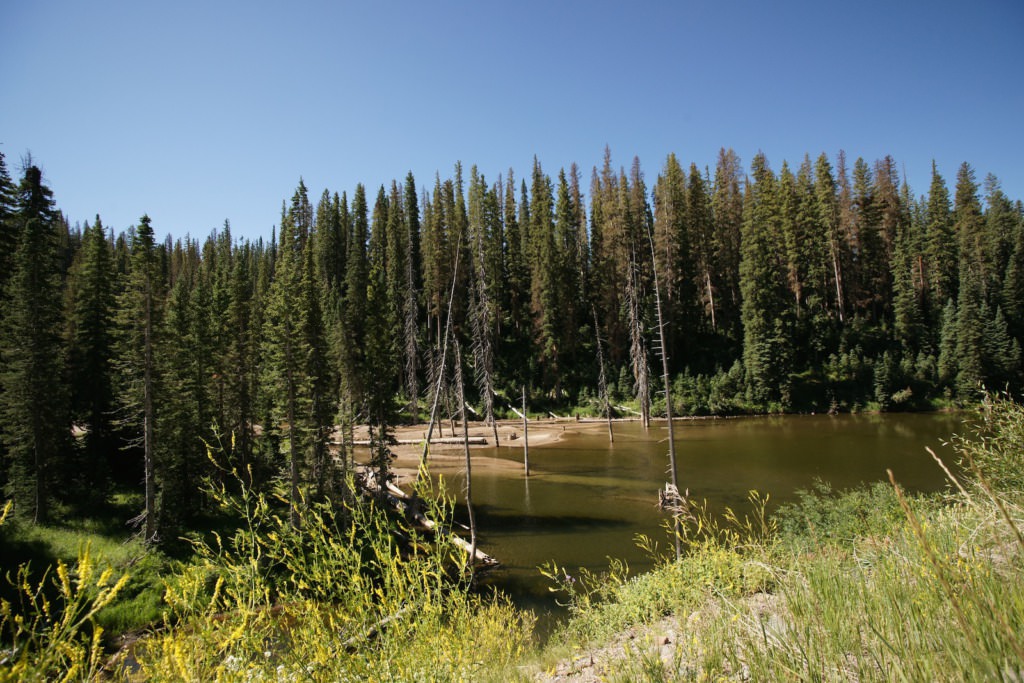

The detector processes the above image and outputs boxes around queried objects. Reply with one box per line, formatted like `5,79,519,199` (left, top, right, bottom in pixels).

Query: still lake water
437,413,965,621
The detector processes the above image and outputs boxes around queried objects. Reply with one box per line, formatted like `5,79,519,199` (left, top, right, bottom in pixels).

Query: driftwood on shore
348,436,488,447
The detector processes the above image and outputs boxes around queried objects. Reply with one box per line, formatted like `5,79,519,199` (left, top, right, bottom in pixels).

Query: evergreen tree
553,166,588,390
711,149,745,340
401,173,422,421
652,154,692,367
261,206,309,525
982,305,1021,389
528,158,560,393
687,163,717,339
588,149,624,365
954,163,988,296
984,175,1017,300
892,204,925,352
0,165,68,522
313,188,345,293
936,298,959,387
467,167,498,437
223,240,258,479
925,163,956,324
157,252,209,534
624,158,653,426
342,184,370,407
421,176,451,351
0,152,19,294
64,216,117,506
115,214,163,540
778,161,804,313
302,214,336,498
740,153,793,407
793,157,836,368
363,186,400,474
499,170,531,389
874,156,905,295
1002,210,1024,342
849,157,885,317
814,153,847,322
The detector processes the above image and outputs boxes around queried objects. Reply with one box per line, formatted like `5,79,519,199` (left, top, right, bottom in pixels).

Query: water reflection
442,413,964,631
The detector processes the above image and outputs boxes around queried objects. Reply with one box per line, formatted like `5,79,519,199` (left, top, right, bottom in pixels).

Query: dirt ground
351,417,613,486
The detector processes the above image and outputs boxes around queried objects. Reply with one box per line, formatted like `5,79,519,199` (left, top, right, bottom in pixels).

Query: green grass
0,495,172,646
521,427,1024,681
5,395,1024,680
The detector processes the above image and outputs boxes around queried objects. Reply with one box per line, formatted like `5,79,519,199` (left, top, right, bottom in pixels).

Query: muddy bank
351,418,616,486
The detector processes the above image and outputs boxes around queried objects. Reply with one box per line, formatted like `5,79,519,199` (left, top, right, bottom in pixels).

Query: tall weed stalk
131,449,531,681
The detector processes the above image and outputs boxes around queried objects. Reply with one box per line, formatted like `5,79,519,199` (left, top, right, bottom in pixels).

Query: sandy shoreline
352,417,616,486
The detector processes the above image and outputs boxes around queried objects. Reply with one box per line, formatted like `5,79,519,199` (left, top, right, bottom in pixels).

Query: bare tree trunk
143,284,157,541
404,229,420,423
454,341,477,577
593,306,614,444
419,234,462,480
705,270,716,332
284,332,300,529
470,219,499,447
521,386,530,477
647,226,681,561
830,236,845,323
626,246,651,429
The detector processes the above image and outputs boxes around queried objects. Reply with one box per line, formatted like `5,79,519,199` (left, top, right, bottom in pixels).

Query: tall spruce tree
223,240,257,479
1,165,68,522
467,167,499,440
262,205,310,525
0,152,18,294
158,251,209,534
740,153,793,408
652,154,692,367
341,184,370,413
115,214,163,540
401,173,422,421
711,148,745,339
814,153,847,322
925,163,956,326
64,216,117,506
364,187,400,480
687,163,717,340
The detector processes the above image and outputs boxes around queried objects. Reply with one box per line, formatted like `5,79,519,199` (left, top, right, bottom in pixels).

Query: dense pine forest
1,146,1023,541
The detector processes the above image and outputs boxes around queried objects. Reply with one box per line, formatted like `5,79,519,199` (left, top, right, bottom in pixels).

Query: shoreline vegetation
3,143,1024,678
3,399,1023,680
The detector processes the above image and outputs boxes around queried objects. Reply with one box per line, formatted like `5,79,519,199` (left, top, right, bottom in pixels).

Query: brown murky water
439,413,964,626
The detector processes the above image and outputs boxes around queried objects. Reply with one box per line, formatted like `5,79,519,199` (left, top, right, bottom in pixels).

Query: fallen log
348,436,488,447
359,470,499,569
343,605,412,652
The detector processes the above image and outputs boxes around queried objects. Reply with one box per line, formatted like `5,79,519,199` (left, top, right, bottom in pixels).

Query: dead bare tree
592,305,614,443
418,232,462,480
521,386,530,477
403,243,420,423
626,244,651,429
453,339,478,577
469,225,499,447
647,223,682,561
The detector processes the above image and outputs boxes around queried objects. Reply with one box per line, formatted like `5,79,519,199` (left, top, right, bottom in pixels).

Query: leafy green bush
774,479,905,548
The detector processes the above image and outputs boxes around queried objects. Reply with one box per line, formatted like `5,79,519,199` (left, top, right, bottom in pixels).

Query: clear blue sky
3,1,1022,243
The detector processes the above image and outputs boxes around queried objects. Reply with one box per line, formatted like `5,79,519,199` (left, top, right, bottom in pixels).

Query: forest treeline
1,147,1023,541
